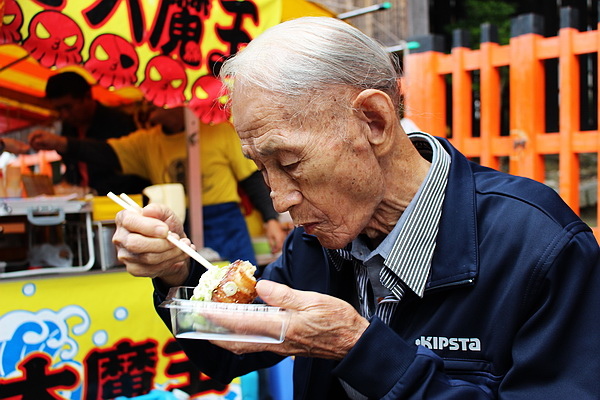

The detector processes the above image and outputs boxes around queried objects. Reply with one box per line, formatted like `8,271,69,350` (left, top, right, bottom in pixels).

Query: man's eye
282,161,300,171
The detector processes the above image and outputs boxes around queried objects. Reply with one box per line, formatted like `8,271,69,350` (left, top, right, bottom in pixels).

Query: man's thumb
256,280,297,308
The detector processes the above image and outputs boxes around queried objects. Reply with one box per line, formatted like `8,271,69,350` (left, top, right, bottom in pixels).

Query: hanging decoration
0,0,282,122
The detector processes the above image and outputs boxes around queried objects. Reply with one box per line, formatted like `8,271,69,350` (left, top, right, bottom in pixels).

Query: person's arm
239,171,287,253
29,130,68,153
29,130,121,171
0,137,30,154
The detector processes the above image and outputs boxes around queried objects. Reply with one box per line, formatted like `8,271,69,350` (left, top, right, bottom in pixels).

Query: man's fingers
115,208,169,239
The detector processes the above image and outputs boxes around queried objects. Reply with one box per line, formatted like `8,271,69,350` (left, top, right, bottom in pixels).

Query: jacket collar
426,137,479,290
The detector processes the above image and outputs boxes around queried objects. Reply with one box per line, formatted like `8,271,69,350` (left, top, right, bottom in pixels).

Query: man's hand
29,130,68,153
112,203,193,287
2,137,30,154
210,280,370,359
264,219,287,254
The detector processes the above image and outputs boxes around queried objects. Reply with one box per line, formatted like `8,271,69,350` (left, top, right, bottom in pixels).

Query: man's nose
270,189,302,213
269,175,301,213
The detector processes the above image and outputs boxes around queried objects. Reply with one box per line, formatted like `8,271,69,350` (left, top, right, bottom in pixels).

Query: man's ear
352,89,397,153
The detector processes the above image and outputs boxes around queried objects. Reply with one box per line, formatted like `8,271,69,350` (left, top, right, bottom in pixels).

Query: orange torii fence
403,6,600,240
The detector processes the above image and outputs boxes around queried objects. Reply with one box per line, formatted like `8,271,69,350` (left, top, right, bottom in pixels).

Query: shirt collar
380,132,451,298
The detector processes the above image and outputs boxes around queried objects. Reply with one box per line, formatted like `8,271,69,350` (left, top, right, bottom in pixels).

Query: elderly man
113,17,600,399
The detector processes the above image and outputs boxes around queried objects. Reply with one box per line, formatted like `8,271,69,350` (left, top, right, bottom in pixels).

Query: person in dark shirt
28,71,149,195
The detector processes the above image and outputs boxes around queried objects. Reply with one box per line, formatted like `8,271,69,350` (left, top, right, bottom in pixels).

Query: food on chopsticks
192,260,258,304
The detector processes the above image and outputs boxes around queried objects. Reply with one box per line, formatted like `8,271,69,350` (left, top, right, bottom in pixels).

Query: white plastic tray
160,286,291,343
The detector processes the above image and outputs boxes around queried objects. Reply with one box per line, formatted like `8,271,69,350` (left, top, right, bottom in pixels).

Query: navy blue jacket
153,137,600,399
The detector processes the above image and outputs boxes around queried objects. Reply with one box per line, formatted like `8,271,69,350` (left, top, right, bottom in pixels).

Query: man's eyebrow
255,135,289,157
242,134,292,160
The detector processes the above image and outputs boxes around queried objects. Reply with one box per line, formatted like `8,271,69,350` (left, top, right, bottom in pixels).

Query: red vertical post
479,23,501,170
450,29,472,152
558,7,581,213
184,107,204,248
403,34,447,137
508,14,546,181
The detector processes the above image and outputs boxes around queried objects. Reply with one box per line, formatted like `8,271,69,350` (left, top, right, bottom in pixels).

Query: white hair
220,17,402,113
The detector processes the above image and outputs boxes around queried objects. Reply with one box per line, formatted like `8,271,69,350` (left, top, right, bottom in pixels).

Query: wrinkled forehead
230,87,297,139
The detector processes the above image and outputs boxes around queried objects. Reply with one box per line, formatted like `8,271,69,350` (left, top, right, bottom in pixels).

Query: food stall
0,0,333,398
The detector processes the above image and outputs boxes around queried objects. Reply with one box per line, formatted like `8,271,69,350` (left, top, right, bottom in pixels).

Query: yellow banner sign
3,0,281,108
0,270,251,399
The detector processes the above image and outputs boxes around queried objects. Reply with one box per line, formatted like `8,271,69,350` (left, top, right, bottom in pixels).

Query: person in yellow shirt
110,107,286,264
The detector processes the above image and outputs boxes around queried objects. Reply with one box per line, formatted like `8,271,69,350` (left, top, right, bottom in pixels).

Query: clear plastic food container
159,286,291,343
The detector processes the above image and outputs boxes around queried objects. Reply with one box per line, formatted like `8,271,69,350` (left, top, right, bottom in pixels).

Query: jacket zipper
425,278,475,293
